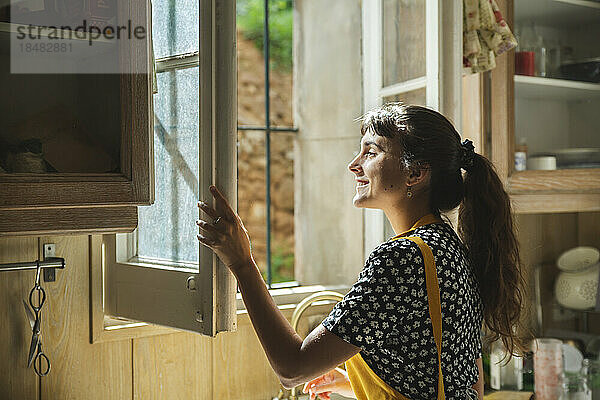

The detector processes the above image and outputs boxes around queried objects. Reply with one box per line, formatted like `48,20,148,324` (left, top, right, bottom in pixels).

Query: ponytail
458,154,530,358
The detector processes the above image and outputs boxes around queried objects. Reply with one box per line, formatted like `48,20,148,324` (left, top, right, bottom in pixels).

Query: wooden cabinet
491,0,600,213
0,1,153,235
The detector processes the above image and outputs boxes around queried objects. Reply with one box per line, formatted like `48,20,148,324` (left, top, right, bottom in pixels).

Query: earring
406,186,413,198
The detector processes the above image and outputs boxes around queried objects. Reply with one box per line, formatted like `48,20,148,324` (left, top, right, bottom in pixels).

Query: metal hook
34,260,41,288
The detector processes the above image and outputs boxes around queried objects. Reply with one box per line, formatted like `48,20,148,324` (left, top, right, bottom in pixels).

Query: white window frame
94,0,237,340
361,0,463,254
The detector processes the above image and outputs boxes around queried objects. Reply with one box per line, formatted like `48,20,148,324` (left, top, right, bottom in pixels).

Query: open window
97,0,237,338
361,0,463,252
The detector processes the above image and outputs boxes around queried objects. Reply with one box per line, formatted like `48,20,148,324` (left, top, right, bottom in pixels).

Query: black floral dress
322,219,483,399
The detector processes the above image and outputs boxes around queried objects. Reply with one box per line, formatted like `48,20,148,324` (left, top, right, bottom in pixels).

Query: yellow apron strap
403,236,445,400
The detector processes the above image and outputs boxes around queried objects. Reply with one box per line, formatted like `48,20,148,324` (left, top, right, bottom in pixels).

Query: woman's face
347,129,407,209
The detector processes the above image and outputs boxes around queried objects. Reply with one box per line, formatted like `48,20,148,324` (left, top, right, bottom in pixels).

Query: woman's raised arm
197,185,360,389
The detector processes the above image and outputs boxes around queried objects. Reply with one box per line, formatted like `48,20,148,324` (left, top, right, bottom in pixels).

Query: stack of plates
554,148,600,169
531,148,600,169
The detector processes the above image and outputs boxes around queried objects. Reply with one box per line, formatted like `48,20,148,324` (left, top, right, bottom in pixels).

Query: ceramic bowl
557,246,600,272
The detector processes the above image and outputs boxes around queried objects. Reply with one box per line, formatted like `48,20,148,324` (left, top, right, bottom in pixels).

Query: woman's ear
406,164,431,187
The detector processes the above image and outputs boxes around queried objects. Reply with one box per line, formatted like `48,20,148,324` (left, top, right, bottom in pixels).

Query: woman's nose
348,152,361,174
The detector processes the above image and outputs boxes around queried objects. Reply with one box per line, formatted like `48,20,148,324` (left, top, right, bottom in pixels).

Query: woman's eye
366,151,376,157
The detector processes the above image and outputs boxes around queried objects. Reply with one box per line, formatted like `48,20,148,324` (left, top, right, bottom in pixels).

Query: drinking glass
535,338,564,400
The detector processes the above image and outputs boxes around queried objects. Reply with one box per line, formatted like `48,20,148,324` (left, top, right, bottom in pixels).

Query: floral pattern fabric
322,221,483,400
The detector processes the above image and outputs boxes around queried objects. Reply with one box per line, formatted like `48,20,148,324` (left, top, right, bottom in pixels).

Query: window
236,0,297,288
94,0,348,341
97,0,237,338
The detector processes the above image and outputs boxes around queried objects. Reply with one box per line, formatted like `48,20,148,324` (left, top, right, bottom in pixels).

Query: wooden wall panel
132,332,212,400
39,235,132,400
514,214,543,335
578,212,600,249
213,316,281,400
0,237,40,400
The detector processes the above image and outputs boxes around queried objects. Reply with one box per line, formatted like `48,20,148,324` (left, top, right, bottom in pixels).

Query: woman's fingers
197,233,216,246
209,185,238,222
303,375,326,393
197,200,219,220
196,219,223,236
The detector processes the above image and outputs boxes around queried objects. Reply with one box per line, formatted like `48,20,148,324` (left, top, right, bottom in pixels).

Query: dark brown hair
359,102,530,358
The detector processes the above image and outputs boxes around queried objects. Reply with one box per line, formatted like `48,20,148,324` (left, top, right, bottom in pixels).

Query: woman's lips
356,181,369,187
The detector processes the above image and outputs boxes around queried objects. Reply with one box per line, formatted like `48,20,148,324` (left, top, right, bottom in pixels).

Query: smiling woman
197,103,530,400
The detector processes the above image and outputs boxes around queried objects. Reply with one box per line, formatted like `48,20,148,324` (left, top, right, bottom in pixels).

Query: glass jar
559,371,591,400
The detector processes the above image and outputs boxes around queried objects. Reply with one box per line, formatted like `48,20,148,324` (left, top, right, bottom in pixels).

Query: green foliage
259,240,295,284
237,0,293,72
270,241,294,283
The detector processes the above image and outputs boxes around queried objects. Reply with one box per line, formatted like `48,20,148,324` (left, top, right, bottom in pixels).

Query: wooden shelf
515,75,600,101
515,0,600,28
509,168,600,192
511,192,600,213
508,168,600,213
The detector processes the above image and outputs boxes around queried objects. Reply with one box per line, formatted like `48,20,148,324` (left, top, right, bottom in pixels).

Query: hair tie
460,139,476,171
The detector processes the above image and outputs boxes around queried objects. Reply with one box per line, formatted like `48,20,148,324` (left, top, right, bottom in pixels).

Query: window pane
138,67,199,265
152,0,199,59
237,32,266,127
382,0,426,87
383,87,426,106
237,130,295,284
269,131,295,283
236,0,293,128
237,129,267,274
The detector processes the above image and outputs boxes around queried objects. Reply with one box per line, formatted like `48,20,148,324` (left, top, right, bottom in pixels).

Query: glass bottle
581,359,600,400
517,21,536,76
490,340,523,390
533,22,548,77
559,371,591,400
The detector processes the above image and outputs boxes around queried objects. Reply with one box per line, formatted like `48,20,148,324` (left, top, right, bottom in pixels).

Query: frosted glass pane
383,87,426,106
152,0,199,59
382,0,426,86
138,67,199,265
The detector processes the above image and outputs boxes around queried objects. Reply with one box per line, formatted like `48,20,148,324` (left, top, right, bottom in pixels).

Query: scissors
23,261,51,377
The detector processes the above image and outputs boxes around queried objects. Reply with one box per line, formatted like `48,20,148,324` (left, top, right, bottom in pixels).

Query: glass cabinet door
0,0,153,210
0,0,127,174
513,0,600,172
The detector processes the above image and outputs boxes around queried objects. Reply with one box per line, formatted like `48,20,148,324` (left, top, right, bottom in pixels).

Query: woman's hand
302,367,355,400
197,185,254,275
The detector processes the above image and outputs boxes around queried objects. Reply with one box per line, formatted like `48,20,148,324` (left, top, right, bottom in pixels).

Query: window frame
94,0,237,340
